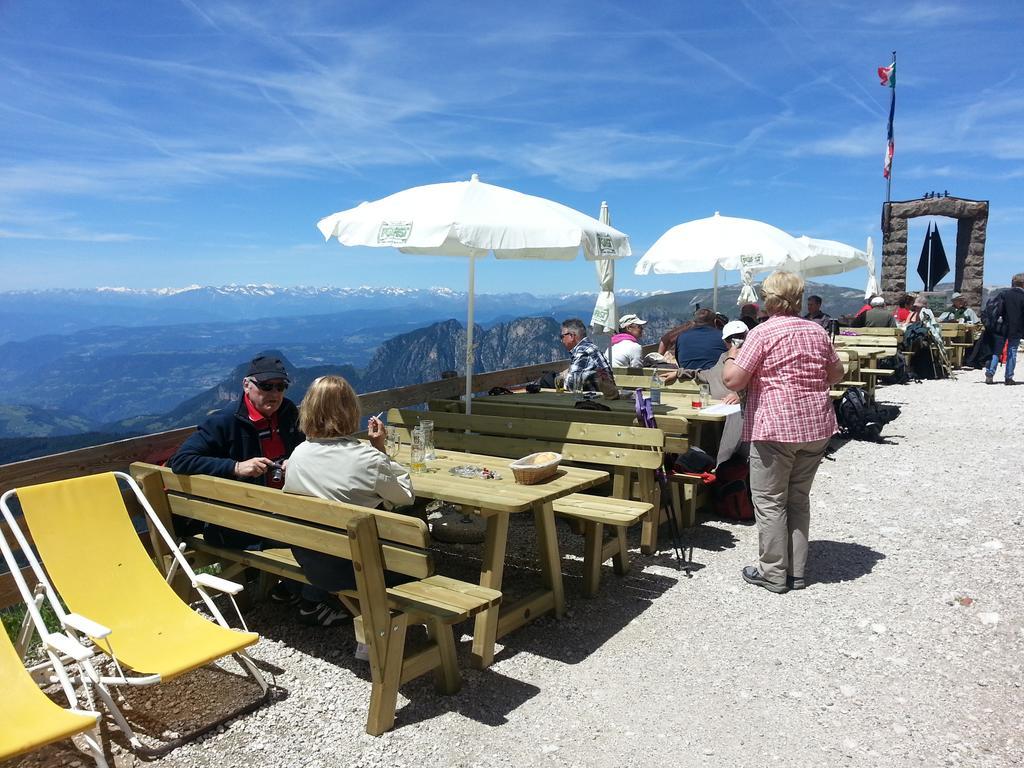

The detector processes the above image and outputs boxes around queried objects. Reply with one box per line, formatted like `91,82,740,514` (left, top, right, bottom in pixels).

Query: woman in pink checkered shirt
723,271,846,594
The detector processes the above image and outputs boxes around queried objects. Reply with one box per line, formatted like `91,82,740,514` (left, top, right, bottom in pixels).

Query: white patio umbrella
789,236,869,277
317,174,631,413
590,201,617,354
864,237,880,299
634,212,809,308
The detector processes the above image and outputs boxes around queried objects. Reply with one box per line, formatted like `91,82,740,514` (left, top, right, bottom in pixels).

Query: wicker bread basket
509,451,562,485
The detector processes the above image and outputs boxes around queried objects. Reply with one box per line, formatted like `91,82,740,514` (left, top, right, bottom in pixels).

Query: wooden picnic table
382,442,608,669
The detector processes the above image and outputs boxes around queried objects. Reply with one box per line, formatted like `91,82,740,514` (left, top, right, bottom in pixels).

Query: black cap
245,355,290,383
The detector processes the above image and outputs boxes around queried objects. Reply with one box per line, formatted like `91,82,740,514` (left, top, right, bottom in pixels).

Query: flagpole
883,50,896,234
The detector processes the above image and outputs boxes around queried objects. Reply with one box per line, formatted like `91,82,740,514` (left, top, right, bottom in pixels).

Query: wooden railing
0,358,572,610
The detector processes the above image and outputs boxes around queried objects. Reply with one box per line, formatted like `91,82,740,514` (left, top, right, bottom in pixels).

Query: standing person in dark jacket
169,354,305,547
985,273,1024,385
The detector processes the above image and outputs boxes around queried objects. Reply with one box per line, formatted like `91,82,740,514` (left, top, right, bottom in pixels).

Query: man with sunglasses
556,317,617,396
169,354,304,547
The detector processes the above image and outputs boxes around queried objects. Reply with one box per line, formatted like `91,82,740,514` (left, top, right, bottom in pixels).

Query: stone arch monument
881,196,988,308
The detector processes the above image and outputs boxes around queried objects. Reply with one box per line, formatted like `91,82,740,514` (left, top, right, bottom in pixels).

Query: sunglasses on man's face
560,331,575,339
251,380,288,392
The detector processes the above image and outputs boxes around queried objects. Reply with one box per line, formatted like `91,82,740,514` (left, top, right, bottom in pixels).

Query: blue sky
1,1,1022,296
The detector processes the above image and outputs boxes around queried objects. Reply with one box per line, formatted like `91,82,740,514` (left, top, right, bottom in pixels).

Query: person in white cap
609,313,648,368
938,292,980,324
854,295,897,328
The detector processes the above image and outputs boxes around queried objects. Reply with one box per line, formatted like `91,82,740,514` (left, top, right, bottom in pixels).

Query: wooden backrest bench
129,462,500,736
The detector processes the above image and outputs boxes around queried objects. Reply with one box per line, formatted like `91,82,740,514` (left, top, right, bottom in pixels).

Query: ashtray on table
448,465,502,480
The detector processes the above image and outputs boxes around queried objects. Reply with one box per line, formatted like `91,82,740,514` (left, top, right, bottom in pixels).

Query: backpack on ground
712,456,754,521
877,352,910,385
981,292,1007,336
834,387,901,441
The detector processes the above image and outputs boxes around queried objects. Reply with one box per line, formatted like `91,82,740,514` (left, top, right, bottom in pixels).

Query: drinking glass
420,419,436,461
698,380,711,407
385,426,401,460
410,426,426,473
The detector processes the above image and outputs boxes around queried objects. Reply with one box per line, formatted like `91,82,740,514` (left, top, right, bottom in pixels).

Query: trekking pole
656,468,690,573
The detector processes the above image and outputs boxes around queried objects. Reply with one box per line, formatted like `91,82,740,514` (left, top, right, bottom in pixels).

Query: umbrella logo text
740,254,764,268
377,221,413,245
597,234,616,258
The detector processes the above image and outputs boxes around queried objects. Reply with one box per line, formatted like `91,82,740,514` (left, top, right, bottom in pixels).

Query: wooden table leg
470,510,509,669
532,501,565,618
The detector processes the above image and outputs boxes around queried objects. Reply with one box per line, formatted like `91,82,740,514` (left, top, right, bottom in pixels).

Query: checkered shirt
565,337,615,392
733,315,839,443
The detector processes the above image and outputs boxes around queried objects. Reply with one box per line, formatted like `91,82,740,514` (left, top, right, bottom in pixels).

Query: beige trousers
748,438,830,585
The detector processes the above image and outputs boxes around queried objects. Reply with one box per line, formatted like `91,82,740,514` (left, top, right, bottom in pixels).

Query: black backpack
981,292,1007,336
877,352,910,385
835,387,901,441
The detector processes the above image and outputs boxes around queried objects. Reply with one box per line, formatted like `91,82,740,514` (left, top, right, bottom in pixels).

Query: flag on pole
878,62,895,87
880,59,895,179
883,88,895,178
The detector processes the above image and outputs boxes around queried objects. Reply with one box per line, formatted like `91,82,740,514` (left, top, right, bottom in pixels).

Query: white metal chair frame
0,471,269,757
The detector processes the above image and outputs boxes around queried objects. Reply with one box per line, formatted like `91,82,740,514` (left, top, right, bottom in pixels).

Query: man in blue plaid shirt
558,318,617,395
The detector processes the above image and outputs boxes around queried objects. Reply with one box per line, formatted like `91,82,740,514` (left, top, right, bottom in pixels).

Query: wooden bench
388,409,665,589
129,462,501,736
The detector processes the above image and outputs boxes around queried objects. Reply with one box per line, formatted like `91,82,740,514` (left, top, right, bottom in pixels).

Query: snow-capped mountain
1,284,665,344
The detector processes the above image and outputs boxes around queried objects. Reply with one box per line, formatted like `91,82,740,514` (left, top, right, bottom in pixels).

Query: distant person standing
854,296,897,328
558,318,617,395
723,271,845,594
803,294,831,329
609,314,647,368
985,273,1024,385
674,308,727,371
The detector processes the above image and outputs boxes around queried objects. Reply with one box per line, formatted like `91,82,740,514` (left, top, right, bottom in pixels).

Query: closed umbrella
634,212,809,308
590,201,617,353
864,237,880,299
317,175,631,413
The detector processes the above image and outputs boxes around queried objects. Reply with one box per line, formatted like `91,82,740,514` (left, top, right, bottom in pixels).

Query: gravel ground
8,369,1022,768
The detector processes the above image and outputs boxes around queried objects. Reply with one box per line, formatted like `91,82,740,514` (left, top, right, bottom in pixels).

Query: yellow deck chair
0,627,107,766
0,472,269,756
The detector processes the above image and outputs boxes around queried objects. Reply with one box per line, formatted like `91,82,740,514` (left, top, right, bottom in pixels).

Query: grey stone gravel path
8,369,1022,768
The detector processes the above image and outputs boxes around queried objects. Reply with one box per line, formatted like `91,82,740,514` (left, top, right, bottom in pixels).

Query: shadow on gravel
493,566,678,667
826,433,904,455
395,668,541,730
806,540,886,583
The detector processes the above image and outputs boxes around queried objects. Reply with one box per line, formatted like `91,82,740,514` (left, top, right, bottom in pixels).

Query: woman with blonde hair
723,271,845,593
283,375,413,628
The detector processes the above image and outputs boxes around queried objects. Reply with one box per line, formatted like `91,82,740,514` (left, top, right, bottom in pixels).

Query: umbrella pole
465,253,476,416
713,265,719,311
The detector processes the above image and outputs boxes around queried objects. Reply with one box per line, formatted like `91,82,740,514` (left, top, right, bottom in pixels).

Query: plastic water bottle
649,370,662,405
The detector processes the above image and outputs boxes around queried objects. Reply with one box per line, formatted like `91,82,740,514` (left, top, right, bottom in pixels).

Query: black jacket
168,398,304,482
999,286,1024,338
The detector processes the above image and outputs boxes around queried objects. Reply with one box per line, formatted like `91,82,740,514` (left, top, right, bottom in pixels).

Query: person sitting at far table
894,293,914,324
609,313,648,368
803,294,831,329
674,308,727,371
557,317,618,396
853,296,897,328
938,292,980,324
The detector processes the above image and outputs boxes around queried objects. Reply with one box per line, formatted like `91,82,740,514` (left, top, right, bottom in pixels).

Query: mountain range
1,284,661,344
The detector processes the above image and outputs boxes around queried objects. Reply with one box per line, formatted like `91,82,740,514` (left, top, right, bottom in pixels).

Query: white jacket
283,437,414,510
